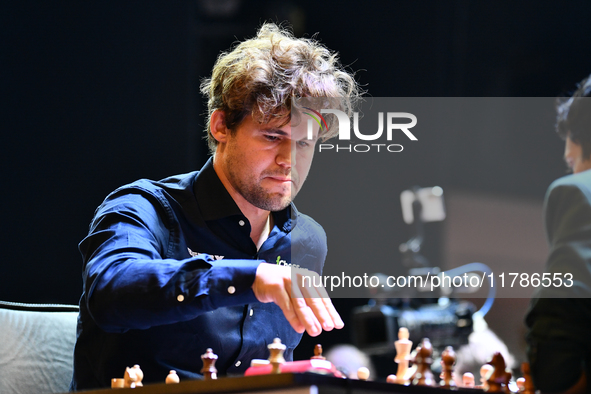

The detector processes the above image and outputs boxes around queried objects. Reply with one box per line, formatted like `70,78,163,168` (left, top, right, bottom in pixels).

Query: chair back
0,301,79,394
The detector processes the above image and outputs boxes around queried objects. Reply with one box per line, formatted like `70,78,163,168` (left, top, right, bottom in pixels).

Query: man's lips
266,176,292,182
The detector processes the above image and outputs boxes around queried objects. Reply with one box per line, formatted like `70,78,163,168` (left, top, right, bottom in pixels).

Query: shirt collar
193,157,296,231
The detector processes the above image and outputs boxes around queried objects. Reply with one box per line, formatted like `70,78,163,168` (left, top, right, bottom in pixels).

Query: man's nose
276,139,294,167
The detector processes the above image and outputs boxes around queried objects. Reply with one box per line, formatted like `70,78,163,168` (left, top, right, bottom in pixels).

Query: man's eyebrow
260,128,288,136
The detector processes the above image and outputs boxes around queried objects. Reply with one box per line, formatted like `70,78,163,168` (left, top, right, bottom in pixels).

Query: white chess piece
166,370,180,384
394,327,413,384
357,367,370,380
480,364,494,390
462,372,475,388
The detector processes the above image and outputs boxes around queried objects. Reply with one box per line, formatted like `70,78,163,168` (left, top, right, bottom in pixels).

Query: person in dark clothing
71,23,360,389
526,74,591,394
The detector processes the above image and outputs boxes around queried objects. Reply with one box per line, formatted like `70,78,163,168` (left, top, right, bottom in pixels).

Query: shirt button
227,286,236,294
249,309,254,317
239,220,245,226
177,295,185,302
235,361,241,367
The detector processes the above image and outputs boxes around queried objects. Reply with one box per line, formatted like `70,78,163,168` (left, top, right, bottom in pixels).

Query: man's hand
252,263,344,337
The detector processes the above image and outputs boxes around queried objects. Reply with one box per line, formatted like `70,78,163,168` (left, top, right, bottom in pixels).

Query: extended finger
299,282,336,331
274,281,306,334
290,281,322,336
313,283,345,329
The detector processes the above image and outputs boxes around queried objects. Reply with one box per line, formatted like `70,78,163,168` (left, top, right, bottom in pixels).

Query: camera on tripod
350,186,485,356
351,296,475,355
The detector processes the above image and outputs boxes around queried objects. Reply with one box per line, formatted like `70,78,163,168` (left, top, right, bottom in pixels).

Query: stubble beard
227,164,298,212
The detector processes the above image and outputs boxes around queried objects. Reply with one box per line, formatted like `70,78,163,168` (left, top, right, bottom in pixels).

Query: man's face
564,135,591,174
218,113,318,212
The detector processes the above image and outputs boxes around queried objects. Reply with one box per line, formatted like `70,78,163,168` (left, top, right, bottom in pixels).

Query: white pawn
480,364,494,390
394,327,412,384
166,370,180,384
268,338,286,374
462,372,475,388
357,367,370,381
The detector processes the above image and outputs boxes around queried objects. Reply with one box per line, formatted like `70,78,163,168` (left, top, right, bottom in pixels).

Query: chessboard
63,371,485,394
61,331,534,394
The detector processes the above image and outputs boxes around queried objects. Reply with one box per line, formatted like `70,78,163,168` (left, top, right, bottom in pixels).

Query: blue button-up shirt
71,158,327,390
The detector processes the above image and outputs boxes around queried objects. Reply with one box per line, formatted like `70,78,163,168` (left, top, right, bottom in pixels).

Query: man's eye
265,135,279,142
297,140,310,148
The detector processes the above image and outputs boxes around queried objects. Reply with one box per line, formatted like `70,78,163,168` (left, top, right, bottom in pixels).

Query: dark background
2,0,590,369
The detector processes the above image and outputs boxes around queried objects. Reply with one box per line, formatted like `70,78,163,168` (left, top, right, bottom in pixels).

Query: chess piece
166,370,180,384
394,327,413,384
486,352,511,393
268,338,286,374
462,372,475,388
386,374,397,384
250,359,271,367
111,378,125,388
439,346,457,388
311,344,326,360
310,344,326,360
131,365,143,387
520,362,535,394
409,342,422,383
201,348,218,380
123,366,141,388
479,364,494,390
411,338,436,387
357,367,370,381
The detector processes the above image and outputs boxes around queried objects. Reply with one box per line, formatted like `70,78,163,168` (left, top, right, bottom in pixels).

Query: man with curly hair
71,23,360,389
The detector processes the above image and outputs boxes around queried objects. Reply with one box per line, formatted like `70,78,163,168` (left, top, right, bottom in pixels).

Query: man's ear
210,110,229,144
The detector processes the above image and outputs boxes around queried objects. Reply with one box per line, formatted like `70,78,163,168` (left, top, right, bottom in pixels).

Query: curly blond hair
200,22,361,153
